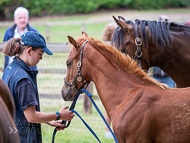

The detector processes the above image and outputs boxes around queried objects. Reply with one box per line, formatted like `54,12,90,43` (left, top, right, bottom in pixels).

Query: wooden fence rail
0,19,111,42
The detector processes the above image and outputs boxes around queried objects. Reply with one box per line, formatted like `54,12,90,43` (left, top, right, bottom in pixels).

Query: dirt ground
28,8,190,24
0,8,189,26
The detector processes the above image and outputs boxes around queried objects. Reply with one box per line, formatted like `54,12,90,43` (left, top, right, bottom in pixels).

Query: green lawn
34,22,108,42
0,21,109,42
40,98,115,143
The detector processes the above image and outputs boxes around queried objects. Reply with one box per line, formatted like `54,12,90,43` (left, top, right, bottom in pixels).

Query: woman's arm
23,106,56,123
23,106,74,123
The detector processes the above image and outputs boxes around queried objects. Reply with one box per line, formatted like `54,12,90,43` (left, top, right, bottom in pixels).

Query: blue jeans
153,76,175,88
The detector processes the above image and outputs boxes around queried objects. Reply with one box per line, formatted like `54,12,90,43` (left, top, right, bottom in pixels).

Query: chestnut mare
62,32,190,143
0,79,20,143
111,16,190,88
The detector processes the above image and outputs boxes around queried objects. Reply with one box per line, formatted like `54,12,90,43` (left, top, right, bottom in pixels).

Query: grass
0,21,109,42
41,15,91,22
40,98,115,143
41,22,108,42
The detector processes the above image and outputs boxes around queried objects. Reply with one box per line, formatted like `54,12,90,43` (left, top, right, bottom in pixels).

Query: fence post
81,23,86,32
84,82,92,114
46,24,50,42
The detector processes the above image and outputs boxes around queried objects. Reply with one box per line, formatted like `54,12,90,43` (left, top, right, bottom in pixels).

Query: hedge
0,0,190,20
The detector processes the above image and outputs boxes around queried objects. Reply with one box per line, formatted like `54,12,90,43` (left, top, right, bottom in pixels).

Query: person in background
103,110,113,138
185,20,190,26
102,22,117,42
2,31,75,143
152,15,175,88
158,15,169,22
3,6,38,70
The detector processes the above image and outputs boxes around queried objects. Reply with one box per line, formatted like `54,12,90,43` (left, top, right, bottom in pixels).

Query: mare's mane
88,37,167,89
111,19,190,50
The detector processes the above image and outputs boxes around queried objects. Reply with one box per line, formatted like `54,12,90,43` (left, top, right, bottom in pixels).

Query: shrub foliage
0,0,190,19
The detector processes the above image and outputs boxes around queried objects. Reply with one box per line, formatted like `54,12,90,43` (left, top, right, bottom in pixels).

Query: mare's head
111,16,178,71
61,32,91,101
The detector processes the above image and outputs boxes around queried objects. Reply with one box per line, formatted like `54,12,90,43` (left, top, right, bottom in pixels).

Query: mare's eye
66,61,72,67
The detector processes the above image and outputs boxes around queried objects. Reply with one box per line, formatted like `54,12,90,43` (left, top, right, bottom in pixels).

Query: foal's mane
88,37,167,89
111,19,190,50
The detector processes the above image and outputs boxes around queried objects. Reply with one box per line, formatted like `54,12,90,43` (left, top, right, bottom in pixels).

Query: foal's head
61,32,91,101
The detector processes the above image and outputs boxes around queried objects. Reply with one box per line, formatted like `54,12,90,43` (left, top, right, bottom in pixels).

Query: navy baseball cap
19,31,53,55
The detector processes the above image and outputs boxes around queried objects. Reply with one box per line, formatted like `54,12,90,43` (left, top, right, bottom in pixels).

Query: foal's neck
85,42,144,117
91,62,139,118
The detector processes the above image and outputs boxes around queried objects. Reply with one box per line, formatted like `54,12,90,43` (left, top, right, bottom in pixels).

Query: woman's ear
27,47,33,56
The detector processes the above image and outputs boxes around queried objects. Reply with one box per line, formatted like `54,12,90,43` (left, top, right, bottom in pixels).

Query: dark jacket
153,67,167,78
2,57,42,143
3,24,38,70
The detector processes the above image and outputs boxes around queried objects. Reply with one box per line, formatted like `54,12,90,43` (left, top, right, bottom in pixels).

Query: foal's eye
66,61,72,67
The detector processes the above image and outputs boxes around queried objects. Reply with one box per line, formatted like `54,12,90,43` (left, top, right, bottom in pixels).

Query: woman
2,31,75,143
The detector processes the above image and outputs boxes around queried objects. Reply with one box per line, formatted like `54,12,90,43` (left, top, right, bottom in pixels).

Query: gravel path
0,8,189,26
29,8,190,23
86,9,190,22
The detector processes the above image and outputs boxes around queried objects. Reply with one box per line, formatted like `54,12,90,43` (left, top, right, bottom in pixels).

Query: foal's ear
113,15,132,32
67,36,78,49
82,31,88,38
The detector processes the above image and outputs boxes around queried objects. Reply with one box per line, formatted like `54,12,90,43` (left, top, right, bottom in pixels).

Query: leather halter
64,40,90,93
134,22,150,71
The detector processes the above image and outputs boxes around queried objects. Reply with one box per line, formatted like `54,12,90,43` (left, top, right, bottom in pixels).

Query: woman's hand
46,120,66,131
59,106,75,121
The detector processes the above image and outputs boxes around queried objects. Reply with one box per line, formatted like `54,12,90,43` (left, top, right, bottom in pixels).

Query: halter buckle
77,61,82,67
135,38,142,46
135,51,143,58
77,76,82,82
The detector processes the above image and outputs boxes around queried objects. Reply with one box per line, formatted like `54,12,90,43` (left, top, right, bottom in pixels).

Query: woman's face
28,48,44,67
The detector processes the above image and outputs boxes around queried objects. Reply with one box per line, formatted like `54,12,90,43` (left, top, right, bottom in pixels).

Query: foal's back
116,86,190,143
145,87,190,143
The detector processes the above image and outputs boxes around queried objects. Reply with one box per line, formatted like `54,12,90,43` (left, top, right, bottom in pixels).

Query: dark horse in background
0,79,20,143
111,16,190,88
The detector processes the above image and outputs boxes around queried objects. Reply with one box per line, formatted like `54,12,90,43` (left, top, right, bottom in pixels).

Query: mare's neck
148,31,190,87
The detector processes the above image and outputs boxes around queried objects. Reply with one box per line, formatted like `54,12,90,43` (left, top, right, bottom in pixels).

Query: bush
100,0,122,9
128,0,190,10
17,0,100,16
1,0,190,20
0,0,13,10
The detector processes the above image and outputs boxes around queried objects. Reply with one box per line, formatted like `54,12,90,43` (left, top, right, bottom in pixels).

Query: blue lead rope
52,92,80,143
79,89,119,143
52,89,119,143
70,109,101,143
